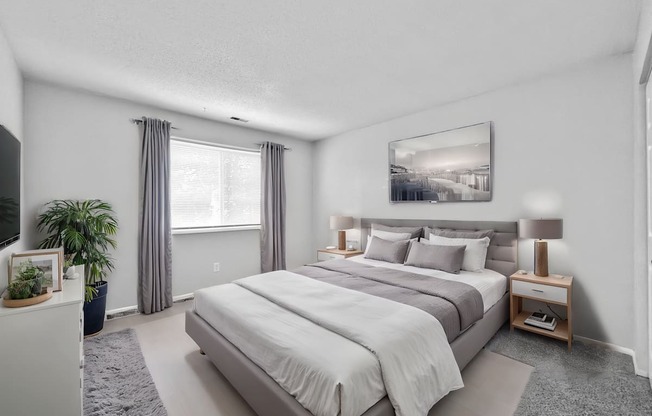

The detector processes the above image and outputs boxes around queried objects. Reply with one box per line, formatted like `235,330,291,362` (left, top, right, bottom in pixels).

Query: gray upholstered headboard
360,218,518,277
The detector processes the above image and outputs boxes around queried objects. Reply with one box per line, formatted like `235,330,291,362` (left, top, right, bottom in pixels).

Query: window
170,139,261,231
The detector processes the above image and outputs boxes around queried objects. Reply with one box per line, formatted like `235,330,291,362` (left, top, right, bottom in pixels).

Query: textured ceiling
0,0,642,140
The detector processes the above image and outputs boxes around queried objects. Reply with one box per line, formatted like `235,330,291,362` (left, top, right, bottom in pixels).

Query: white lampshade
330,216,354,230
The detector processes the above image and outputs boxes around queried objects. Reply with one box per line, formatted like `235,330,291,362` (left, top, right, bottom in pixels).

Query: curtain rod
130,117,292,151
254,142,292,151
130,118,180,130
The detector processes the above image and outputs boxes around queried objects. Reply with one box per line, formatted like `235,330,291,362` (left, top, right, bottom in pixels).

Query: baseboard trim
105,293,195,320
575,335,648,378
173,292,195,302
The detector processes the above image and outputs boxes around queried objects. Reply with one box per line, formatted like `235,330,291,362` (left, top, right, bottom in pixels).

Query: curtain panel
138,117,173,314
260,141,286,272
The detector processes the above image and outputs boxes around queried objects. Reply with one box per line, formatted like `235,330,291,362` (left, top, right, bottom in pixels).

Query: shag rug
486,326,652,415
84,329,167,416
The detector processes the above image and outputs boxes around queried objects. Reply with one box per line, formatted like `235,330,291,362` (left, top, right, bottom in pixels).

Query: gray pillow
404,241,466,274
423,227,495,240
372,223,423,239
364,237,411,263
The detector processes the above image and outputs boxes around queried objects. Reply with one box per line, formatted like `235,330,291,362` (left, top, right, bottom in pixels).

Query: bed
186,218,517,416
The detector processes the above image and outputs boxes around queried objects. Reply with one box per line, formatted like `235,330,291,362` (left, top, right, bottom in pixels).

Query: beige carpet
104,301,533,416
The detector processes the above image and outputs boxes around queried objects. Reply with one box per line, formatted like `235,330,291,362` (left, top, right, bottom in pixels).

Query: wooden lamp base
534,240,549,277
338,230,346,250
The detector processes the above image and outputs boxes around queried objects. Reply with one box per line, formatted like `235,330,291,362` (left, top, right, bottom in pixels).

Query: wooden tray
2,290,53,308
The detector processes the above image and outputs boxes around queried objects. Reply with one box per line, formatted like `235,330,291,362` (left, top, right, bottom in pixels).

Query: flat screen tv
0,125,20,248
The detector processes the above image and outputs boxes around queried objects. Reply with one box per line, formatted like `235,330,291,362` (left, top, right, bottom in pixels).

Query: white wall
633,2,652,78
23,81,313,311
0,27,24,293
632,1,652,376
313,55,635,349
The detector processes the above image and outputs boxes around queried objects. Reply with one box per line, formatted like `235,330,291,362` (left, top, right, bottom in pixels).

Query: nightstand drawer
318,252,344,261
512,280,567,304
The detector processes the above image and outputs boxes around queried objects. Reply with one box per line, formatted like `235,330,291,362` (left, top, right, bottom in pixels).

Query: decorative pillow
423,227,495,241
365,234,415,255
365,231,412,254
426,234,491,272
371,223,422,239
404,241,466,274
364,237,411,263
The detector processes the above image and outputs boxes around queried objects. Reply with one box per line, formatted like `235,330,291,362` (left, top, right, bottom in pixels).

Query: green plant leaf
85,285,98,302
37,199,118,287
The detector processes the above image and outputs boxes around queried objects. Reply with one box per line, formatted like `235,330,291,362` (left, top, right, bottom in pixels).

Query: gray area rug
84,329,168,416
486,326,652,415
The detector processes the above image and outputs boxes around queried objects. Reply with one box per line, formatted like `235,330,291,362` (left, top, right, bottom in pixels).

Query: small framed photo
10,248,64,292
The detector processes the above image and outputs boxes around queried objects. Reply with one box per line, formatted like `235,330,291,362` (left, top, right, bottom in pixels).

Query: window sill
172,225,261,235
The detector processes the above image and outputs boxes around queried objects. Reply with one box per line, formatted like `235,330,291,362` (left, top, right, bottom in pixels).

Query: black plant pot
83,281,108,336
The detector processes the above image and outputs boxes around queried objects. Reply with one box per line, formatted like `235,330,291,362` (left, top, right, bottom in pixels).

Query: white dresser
0,268,84,416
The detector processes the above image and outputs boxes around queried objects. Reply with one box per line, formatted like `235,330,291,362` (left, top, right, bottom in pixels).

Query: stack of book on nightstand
524,311,557,331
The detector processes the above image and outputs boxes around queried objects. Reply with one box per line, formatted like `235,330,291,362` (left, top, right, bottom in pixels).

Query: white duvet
194,271,463,416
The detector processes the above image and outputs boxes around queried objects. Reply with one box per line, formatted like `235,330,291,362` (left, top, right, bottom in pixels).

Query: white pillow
371,229,412,241
425,234,490,272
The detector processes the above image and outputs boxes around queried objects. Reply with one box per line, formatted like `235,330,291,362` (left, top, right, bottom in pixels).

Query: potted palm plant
37,200,118,336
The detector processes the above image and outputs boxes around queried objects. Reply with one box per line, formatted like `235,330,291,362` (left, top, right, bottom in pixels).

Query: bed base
185,292,509,416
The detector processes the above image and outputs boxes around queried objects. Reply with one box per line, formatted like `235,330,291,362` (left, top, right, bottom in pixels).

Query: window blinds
170,140,261,229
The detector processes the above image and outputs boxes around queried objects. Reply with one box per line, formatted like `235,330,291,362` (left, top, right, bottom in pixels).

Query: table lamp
518,219,563,277
330,216,354,250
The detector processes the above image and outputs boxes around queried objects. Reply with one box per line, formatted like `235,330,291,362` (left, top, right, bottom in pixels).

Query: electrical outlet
213,262,220,272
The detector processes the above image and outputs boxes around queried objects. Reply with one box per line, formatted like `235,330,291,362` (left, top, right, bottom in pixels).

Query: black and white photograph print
389,122,492,203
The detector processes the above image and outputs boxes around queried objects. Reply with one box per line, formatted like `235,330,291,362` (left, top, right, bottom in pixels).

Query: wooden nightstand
509,272,574,351
317,249,363,261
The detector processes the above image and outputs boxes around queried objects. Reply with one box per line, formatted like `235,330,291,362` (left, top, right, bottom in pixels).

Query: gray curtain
138,117,173,314
261,142,286,272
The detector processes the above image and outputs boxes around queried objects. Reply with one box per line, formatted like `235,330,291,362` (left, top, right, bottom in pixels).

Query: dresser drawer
512,280,568,304
317,252,344,261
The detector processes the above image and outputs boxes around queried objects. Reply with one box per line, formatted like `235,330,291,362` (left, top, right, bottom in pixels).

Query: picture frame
389,121,493,203
10,248,64,292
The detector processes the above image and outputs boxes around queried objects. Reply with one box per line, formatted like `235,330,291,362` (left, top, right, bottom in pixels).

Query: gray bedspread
292,259,484,342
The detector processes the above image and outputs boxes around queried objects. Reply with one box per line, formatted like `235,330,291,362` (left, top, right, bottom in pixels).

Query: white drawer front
317,252,344,261
512,280,567,304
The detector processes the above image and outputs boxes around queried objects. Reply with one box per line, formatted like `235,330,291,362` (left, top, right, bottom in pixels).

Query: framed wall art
389,122,492,203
